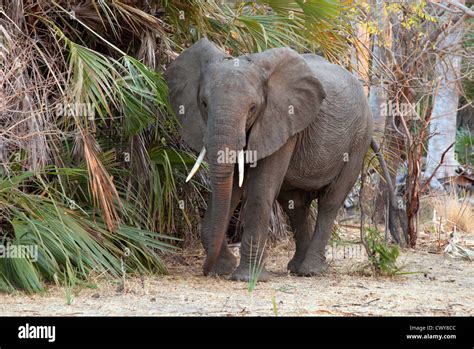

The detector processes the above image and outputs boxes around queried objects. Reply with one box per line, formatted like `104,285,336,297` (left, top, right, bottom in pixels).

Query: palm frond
0,170,177,293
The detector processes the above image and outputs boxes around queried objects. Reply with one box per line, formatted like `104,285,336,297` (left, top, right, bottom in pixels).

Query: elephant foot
297,259,328,277
230,265,271,282
205,248,237,276
287,257,304,274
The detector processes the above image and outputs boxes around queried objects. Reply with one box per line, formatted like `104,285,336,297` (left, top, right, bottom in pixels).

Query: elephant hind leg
298,151,366,276
278,189,314,273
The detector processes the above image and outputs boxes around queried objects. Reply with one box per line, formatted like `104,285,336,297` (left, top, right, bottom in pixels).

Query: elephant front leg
230,138,296,282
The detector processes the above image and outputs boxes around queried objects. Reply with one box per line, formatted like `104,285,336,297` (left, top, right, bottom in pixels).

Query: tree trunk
424,1,464,187
370,0,401,226
368,0,388,137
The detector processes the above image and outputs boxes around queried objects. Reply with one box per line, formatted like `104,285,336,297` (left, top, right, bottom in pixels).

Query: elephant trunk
202,119,244,275
202,166,234,275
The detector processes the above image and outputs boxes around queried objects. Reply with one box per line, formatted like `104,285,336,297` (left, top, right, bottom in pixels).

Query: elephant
164,38,406,281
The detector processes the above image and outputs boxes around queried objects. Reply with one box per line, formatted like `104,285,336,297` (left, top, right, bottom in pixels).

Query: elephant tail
370,139,408,245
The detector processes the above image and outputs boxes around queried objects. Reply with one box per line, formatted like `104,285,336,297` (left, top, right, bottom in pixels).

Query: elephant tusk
238,150,244,187
186,147,206,182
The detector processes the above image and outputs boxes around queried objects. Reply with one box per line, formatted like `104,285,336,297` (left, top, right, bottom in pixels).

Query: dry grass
430,192,474,235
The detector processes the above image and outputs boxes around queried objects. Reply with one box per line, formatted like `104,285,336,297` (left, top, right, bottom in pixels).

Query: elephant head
164,38,326,275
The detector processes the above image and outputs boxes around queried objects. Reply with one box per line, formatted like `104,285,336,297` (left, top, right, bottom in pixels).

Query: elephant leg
231,138,297,282
202,171,243,275
278,189,314,273
298,153,365,276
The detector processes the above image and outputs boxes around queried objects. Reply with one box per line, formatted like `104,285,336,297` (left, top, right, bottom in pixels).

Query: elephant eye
202,100,207,108
249,104,256,114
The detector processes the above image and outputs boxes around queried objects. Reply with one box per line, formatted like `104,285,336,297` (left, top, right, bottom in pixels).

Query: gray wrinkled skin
164,39,374,281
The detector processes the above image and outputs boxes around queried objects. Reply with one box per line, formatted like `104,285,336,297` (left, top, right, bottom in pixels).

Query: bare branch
430,1,464,14
445,0,474,17
420,143,456,193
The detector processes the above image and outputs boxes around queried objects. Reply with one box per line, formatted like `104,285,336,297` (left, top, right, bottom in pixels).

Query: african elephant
164,38,405,281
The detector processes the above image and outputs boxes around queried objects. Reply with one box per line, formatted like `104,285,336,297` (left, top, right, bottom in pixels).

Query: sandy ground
1,234,473,316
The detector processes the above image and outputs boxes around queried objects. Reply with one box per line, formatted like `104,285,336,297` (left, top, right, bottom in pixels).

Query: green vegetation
247,238,266,292
456,127,473,166
364,227,403,276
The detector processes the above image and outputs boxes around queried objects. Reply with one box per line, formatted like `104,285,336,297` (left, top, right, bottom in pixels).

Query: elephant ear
164,38,226,152
247,48,326,160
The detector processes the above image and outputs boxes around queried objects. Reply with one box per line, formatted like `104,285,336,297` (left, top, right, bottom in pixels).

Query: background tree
358,0,473,246
425,0,468,186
